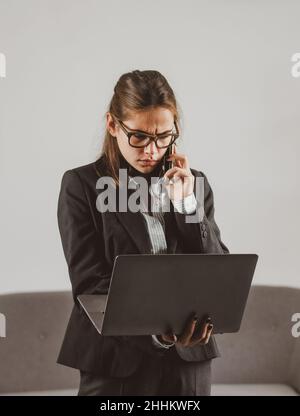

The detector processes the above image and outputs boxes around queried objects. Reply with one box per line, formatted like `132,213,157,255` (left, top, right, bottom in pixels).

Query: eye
158,134,171,139
134,134,147,140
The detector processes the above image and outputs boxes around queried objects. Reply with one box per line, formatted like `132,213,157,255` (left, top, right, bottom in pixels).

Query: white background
0,0,299,294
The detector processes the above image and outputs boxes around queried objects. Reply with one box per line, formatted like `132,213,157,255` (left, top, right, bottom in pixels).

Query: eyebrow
127,127,173,136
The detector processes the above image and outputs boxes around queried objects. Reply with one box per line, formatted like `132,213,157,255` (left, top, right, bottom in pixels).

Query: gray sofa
0,285,299,396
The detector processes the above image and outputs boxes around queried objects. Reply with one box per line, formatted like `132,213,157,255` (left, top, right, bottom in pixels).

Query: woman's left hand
163,146,195,201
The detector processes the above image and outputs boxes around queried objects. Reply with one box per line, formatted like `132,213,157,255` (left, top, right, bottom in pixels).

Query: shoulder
190,168,204,178
59,155,108,189
190,167,209,186
190,168,215,199
63,155,106,177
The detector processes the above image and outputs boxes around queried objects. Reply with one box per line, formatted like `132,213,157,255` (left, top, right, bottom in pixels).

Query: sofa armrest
288,335,300,393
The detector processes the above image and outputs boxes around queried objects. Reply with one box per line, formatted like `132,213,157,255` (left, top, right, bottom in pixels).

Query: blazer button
201,223,206,231
202,230,208,238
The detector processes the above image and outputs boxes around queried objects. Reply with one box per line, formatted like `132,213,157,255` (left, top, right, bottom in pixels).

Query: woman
57,69,229,396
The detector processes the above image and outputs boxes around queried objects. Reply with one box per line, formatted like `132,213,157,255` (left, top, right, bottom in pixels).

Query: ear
106,112,118,137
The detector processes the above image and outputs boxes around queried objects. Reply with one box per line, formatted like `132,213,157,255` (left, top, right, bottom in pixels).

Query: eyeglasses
111,115,180,148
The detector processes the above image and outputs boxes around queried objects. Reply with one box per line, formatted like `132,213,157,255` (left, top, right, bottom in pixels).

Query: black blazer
56,155,230,377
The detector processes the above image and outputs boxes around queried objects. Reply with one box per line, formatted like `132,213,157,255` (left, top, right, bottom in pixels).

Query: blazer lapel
114,208,153,254
164,209,179,254
114,183,180,255
115,205,179,255
94,156,178,255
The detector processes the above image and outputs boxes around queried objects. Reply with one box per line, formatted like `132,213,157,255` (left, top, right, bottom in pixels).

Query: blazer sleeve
174,169,230,254
57,169,111,307
57,169,166,357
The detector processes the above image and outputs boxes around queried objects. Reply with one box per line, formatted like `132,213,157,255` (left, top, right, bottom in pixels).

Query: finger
166,152,189,170
167,177,182,187
167,333,177,342
198,322,210,341
164,167,192,180
179,316,198,345
192,321,209,342
203,324,213,344
164,166,183,177
167,152,188,168
164,172,193,189
172,144,182,168
160,334,173,343
161,333,177,343
193,321,213,346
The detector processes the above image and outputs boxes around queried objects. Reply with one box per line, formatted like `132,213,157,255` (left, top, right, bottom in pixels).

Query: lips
139,159,157,164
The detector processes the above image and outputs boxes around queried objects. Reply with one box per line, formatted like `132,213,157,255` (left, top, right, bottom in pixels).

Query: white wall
0,0,299,294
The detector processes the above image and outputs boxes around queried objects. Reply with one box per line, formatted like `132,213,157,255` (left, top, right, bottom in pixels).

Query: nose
144,140,158,156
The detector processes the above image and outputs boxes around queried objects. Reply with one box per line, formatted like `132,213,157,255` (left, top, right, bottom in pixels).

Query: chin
142,165,159,174
142,165,155,171
135,161,156,172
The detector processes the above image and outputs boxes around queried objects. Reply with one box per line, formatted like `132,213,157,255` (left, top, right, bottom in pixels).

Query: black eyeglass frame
111,114,180,148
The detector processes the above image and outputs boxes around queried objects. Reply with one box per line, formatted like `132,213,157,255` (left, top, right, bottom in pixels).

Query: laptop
77,253,258,336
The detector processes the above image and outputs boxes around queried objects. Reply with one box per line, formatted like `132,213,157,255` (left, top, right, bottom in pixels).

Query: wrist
172,192,197,215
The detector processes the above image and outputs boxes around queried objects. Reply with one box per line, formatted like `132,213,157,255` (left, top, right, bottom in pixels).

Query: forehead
124,107,174,134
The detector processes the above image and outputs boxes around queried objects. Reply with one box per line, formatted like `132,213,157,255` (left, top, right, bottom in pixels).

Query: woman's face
106,107,175,173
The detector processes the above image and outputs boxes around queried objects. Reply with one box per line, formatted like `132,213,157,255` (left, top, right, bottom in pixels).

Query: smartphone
164,143,174,172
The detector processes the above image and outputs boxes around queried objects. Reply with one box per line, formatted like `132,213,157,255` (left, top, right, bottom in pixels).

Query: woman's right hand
157,316,213,347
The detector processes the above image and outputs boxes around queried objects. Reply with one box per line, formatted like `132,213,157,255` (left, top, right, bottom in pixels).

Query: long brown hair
96,70,182,186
